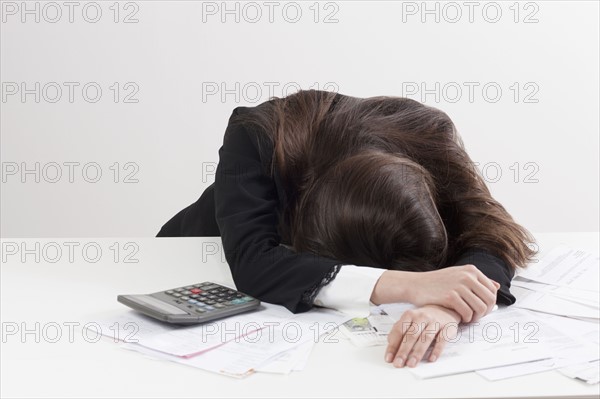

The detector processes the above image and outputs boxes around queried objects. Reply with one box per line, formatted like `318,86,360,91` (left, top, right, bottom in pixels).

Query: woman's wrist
370,270,416,305
423,304,462,323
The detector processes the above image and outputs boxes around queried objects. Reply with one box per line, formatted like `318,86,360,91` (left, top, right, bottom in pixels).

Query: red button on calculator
190,288,202,294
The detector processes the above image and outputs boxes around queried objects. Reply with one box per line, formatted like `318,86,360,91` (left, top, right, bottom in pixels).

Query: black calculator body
117,282,261,325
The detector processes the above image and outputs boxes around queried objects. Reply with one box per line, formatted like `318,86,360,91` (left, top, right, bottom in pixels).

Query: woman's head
229,89,538,272
289,149,449,272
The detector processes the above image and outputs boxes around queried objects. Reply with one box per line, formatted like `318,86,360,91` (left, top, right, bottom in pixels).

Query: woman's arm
314,262,502,324
371,266,499,323
215,106,348,313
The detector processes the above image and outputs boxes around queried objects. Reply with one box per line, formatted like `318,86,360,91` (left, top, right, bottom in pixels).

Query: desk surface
1,232,599,398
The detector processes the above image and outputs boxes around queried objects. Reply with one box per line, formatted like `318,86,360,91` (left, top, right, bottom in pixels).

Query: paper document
558,360,600,384
511,277,600,309
514,288,599,320
476,309,600,380
517,244,599,292
512,279,599,308
255,340,315,374
95,303,294,357
404,307,554,379
513,245,599,321
110,304,350,378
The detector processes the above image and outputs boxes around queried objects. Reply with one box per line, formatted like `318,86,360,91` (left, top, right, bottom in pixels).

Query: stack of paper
475,308,599,382
512,244,599,321
94,302,349,378
461,244,599,384
505,244,600,384
558,360,600,385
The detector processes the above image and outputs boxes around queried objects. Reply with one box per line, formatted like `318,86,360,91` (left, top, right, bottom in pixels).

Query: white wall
1,1,598,237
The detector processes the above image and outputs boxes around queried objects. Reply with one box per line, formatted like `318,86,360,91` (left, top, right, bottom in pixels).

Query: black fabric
157,183,220,237
157,99,517,312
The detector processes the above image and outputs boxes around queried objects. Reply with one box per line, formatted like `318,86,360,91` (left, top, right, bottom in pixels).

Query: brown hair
229,89,537,272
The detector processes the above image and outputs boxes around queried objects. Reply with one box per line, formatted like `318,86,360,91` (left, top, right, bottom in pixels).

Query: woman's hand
385,304,461,368
370,265,500,323
405,265,500,323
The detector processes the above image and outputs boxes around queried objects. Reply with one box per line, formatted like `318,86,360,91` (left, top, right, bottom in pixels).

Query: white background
1,0,598,237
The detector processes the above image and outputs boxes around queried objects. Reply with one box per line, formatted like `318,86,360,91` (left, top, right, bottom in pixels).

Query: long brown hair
228,89,537,272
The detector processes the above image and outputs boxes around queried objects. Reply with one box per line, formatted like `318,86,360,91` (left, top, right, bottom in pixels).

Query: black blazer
157,98,517,313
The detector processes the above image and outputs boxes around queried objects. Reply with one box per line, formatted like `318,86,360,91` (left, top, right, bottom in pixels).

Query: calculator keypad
163,282,254,313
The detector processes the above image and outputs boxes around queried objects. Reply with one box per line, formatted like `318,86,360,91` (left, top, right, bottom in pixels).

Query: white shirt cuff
313,265,386,318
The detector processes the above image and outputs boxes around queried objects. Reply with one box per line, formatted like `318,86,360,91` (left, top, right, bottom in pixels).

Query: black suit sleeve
214,107,343,313
452,248,517,306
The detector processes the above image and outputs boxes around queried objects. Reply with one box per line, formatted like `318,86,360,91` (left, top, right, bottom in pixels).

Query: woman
157,89,537,368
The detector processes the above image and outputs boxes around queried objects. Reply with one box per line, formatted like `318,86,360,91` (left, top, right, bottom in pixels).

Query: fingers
395,322,420,367
386,311,439,368
405,321,440,367
385,315,418,364
458,288,489,322
459,265,499,320
446,292,473,323
386,307,459,368
428,323,458,362
472,267,498,295
385,323,404,363
469,279,499,315
392,317,424,368
488,280,501,314
459,264,497,295
386,311,419,366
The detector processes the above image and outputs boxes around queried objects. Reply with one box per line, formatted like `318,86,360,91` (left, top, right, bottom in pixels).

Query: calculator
117,282,261,325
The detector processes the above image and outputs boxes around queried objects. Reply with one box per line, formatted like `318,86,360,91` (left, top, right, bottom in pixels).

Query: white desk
1,233,599,398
